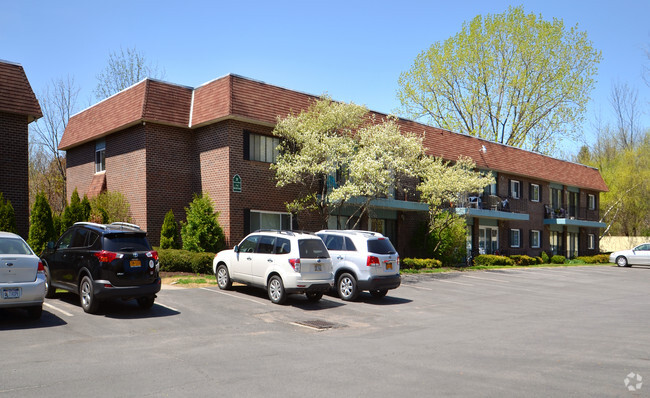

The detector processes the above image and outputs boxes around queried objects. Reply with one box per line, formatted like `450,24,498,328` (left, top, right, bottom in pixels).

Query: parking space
1,265,649,397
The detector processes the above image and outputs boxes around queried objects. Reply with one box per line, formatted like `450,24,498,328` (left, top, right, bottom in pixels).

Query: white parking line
155,302,180,312
200,287,267,306
405,285,433,291
462,275,510,283
433,279,474,286
43,302,74,317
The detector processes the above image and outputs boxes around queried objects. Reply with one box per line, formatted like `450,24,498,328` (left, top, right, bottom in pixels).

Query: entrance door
479,227,498,254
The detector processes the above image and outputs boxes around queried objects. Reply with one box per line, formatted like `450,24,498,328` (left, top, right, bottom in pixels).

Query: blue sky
2,0,649,155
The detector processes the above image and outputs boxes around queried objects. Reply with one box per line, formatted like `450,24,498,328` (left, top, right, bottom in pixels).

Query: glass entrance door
479,227,498,254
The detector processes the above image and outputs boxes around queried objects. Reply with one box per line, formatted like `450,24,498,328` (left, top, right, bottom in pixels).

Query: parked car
316,230,400,301
610,243,650,267
40,222,160,314
0,232,46,319
213,230,334,304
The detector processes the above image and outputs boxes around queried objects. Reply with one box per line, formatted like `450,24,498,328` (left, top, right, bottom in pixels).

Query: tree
94,46,165,100
28,192,55,254
60,188,87,234
160,209,181,250
89,191,131,224
0,193,17,233
180,194,225,253
272,97,425,229
397,6,602,153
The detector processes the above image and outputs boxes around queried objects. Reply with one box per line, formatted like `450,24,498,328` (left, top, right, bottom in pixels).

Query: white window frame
510,229,521,248
588,234,595,250
249,133,280,163
588,194,596,210
530,230,541,248
250,210,291,231
530,184,540,202
510,180,521,199
95,139,106,173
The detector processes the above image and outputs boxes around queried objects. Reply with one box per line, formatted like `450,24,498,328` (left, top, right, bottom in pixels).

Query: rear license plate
386,262,393,270
2,288,21,299
314,264,322,272
130,260,141,268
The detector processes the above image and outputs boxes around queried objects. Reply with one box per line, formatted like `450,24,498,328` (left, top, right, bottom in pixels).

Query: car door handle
5,263,13,267
246,257,252,261
267,258,273,262
337,256,344,260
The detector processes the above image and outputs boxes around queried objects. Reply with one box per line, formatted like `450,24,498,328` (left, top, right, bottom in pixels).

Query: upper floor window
530,184,540,202
95,139,106,173
246,132,280,163
250,210,291,231
510,180,521,199
588,194,596,210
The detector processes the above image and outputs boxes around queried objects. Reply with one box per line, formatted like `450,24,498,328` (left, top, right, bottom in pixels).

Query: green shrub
473,254,515,266
0,193,17,233
510,255,538,266
157,248,215,274
401,258,443,270
28,193,56,254
60,189,88,234
160,209,181,249
567,258,586,264
541,251,550,264
551,255,566,264
90,191,132,224
575,254,609,264
181,194,225,253
534,256,543,265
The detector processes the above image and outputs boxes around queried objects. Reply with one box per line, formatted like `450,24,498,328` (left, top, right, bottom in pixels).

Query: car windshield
367,238,397,255
103,234,151,252
298,239,330,259
0,238,33,255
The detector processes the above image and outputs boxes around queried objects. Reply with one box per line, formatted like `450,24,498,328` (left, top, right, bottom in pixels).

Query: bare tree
94,46,165,100
609,81,642,150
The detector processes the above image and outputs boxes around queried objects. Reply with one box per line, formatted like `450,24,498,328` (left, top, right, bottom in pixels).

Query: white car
213,230,334,304
316,230,401,300
610,243,650,267
0,232,46,319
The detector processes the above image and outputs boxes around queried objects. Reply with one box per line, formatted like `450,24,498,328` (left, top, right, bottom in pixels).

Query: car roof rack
109,222,142,230
73,222,107,230
317,229,384,237
252,229,317,236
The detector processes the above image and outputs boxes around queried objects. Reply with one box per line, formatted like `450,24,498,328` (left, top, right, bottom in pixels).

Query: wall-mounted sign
233,174,242,192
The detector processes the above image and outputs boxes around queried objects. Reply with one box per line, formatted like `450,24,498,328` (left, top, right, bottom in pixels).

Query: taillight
37,261,45,274
367,256,380,266
146,251,159,261
289,258,301,273
397,256,400,266
94,250,121,263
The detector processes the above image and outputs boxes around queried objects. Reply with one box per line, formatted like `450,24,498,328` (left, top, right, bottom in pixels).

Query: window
588,234,595,250
551,188,562,210
274,238,291,254
250,210,291,231
238,235,259,253
510,229,521,248
530,230,541,248
530,184,540,202
247,132,280,163
510,180,521,199
588,194,596,210
482,171,496,196
550,231,560,255
95,140,106,173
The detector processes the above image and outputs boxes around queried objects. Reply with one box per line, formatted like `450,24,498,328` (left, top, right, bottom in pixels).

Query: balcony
450,195,530,221
543,205,606,228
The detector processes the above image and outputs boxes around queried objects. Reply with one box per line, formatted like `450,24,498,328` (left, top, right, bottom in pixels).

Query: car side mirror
234,245,239,253
47,241,55,250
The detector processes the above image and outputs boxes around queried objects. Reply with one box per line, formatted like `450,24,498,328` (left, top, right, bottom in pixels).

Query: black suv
40,222,161,313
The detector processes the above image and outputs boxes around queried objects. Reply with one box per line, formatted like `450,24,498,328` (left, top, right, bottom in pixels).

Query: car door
635,244,650,265
230,235,258,282
49,229,78,290
250,235,276,286
318,234,345,271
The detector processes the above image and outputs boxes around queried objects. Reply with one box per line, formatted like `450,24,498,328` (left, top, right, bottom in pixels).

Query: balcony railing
544,205,599,221
452,194,530,214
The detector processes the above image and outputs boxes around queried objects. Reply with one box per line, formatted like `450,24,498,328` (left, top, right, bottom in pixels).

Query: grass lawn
400,262,614,274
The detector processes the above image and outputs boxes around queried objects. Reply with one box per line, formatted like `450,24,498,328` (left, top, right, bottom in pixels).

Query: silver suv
213,230,334,304
316,230,400,300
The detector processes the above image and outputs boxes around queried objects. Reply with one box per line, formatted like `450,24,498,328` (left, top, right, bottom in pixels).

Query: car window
321,235,344,251
636,244,650,251
103,234,151,252
367,238,397,254
274,238,291,254
0,237,33,255
57,229,75,249
71,228,89,248
238,236,259,253
257,235,276,254
344,237,357,251
88,231,100,249
298,239,330,259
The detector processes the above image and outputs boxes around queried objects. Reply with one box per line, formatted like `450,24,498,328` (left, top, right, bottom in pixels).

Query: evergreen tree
0,193,17,233
81,195,91,221
160,209,181,249
180,194,225,253
60,188,87,233
28,192,55,254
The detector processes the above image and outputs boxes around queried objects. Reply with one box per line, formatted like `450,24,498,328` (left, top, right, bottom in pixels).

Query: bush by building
510,255,539,266
157,248,214,274
401,258,443,270
181,194,225,253
160,209,181,249
551,255,566,264
541,251,550,264
28,192,56,254
0,193,17,233
473,254,515,266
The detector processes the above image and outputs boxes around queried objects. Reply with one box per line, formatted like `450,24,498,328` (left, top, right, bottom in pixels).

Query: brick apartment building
0,60,42,237
60,74,607,258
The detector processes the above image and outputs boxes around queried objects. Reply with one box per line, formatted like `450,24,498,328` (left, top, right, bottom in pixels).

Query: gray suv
316,230,400,300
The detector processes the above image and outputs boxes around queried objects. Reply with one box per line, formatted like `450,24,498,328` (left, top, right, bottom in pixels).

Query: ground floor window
250,210,291,231
588,234,595,250
530,230,540,248
369,218,397,245
510,229,521,248
479,226,498,254
550,231,560,255
567,232,578,258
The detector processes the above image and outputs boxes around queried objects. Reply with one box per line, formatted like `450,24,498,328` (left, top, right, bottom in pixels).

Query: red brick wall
0,112,29,237
66,141,95,201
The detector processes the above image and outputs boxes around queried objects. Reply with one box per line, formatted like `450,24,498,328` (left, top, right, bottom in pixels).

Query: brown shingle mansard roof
0,60,42,121
61,74,608,192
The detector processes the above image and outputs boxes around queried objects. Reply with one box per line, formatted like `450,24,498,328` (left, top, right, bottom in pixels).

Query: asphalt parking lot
1,265,649,397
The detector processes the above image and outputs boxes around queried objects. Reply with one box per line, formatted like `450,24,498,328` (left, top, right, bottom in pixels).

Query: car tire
306,292,323,302
616,256,629,267
44,266,56,299
268,275,286,304
216,264,232,290
79,275,100,314
26,305,42,320
369,289,388,299
137,296,155,309
338,273,359,301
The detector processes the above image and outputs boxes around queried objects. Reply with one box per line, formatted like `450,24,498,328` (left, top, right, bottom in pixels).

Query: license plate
314,264,322,272
2,288,21,299
130,259,141,268
386,262,393,270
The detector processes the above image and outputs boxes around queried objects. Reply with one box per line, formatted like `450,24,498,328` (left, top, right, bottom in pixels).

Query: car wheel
79,275,100,314
369,289,388,299
616,256,629,267
44,266,56,299
216,264,232,290
306,292,323,302
268,275,286,304
26,305,42,320
137,296,155,309
338,273,359,301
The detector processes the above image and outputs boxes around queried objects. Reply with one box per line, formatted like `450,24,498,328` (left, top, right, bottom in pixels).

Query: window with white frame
530,230,541,248
588,194,596,210
248,132,280,163
95,139,106,173
530,184,540,202
510,180,521,199
250,210,291,231
510,229,521,248
588,234,595,250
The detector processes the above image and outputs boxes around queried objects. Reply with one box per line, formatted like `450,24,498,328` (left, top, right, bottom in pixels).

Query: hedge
510,255,539,266
401,258,443,270
550,255,566,264
473,255,515,266
575,254,610,264
157,248,215,274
